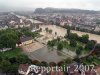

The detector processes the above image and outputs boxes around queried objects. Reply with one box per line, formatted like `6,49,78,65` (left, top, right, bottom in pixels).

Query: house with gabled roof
17,35,33,46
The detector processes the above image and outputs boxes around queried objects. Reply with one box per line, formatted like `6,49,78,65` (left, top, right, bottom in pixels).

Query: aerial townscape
0,0,100,75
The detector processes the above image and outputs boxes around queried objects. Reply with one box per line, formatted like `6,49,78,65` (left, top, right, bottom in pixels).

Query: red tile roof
50,71,64,75
95,65,100,75
85,70,96,75
19,64,29,72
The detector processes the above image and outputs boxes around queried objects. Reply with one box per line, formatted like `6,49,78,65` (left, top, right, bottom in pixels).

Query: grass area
94,59,100,64
83,55,100,65
82,49,90,55
77,41,85,46
65,44,76,51
0,48,23,58
83,59,100,65
83,60,92,65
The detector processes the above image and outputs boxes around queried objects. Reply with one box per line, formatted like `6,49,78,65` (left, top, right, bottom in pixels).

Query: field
0,48,23,58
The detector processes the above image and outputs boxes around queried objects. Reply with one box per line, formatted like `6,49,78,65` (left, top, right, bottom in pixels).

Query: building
18,64,42,75
0,25,8,30
18,64,29,75
0,20,8,30
9,19,32,29
95,65,100,75
50,71,64,75
94,26,100,32
29,19,44,25
17,36,33,46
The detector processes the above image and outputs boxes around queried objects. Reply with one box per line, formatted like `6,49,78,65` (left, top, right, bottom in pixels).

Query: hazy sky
0,0,100,11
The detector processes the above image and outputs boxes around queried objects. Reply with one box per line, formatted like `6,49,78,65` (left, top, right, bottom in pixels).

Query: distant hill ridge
34,7,99,14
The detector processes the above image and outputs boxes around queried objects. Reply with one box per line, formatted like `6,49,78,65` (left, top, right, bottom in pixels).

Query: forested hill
34,7,99,14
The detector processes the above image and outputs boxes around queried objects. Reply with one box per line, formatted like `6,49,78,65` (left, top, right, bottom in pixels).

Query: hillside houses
75,23,95,31
0,25,8,30
9,19,32,28
34,13,100,32
0,20,8,30
94,26,100,32
0,12,45,29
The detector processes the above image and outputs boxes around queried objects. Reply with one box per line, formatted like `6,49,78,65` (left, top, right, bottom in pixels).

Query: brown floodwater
28,46,70,63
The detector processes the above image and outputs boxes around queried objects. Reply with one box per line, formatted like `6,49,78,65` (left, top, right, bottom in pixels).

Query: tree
95,44,100,50
39,28,42,32
49,62,56,66
85,40,95,50
16,30,22,38
67,26,71,37
16,54,31,64
57,37,60,42
24,31,32,36
41,61,48,67
48,29,52,34
76,46,82,57
63,40,68,47
57,42,63,51
21,27,30,33
0,30,19,49
0,54,2,62
0,59,18,74
65,57,72,64
86,56,93,63
32,60,41,66
55,32,57,36
20,27,34,37
45,27,49,33
68,33,79,40
47,41,55,50
80,34,89,43
0,60,11,73
70,40,77,47
57,61,64,66
9,57,17,64
75,46,83,63
0,44,3,52
8,64,18,74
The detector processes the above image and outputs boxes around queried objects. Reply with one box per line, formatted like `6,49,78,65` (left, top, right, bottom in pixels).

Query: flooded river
40,25,100,43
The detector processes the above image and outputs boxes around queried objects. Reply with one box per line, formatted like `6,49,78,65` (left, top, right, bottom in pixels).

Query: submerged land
0,8,100,74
